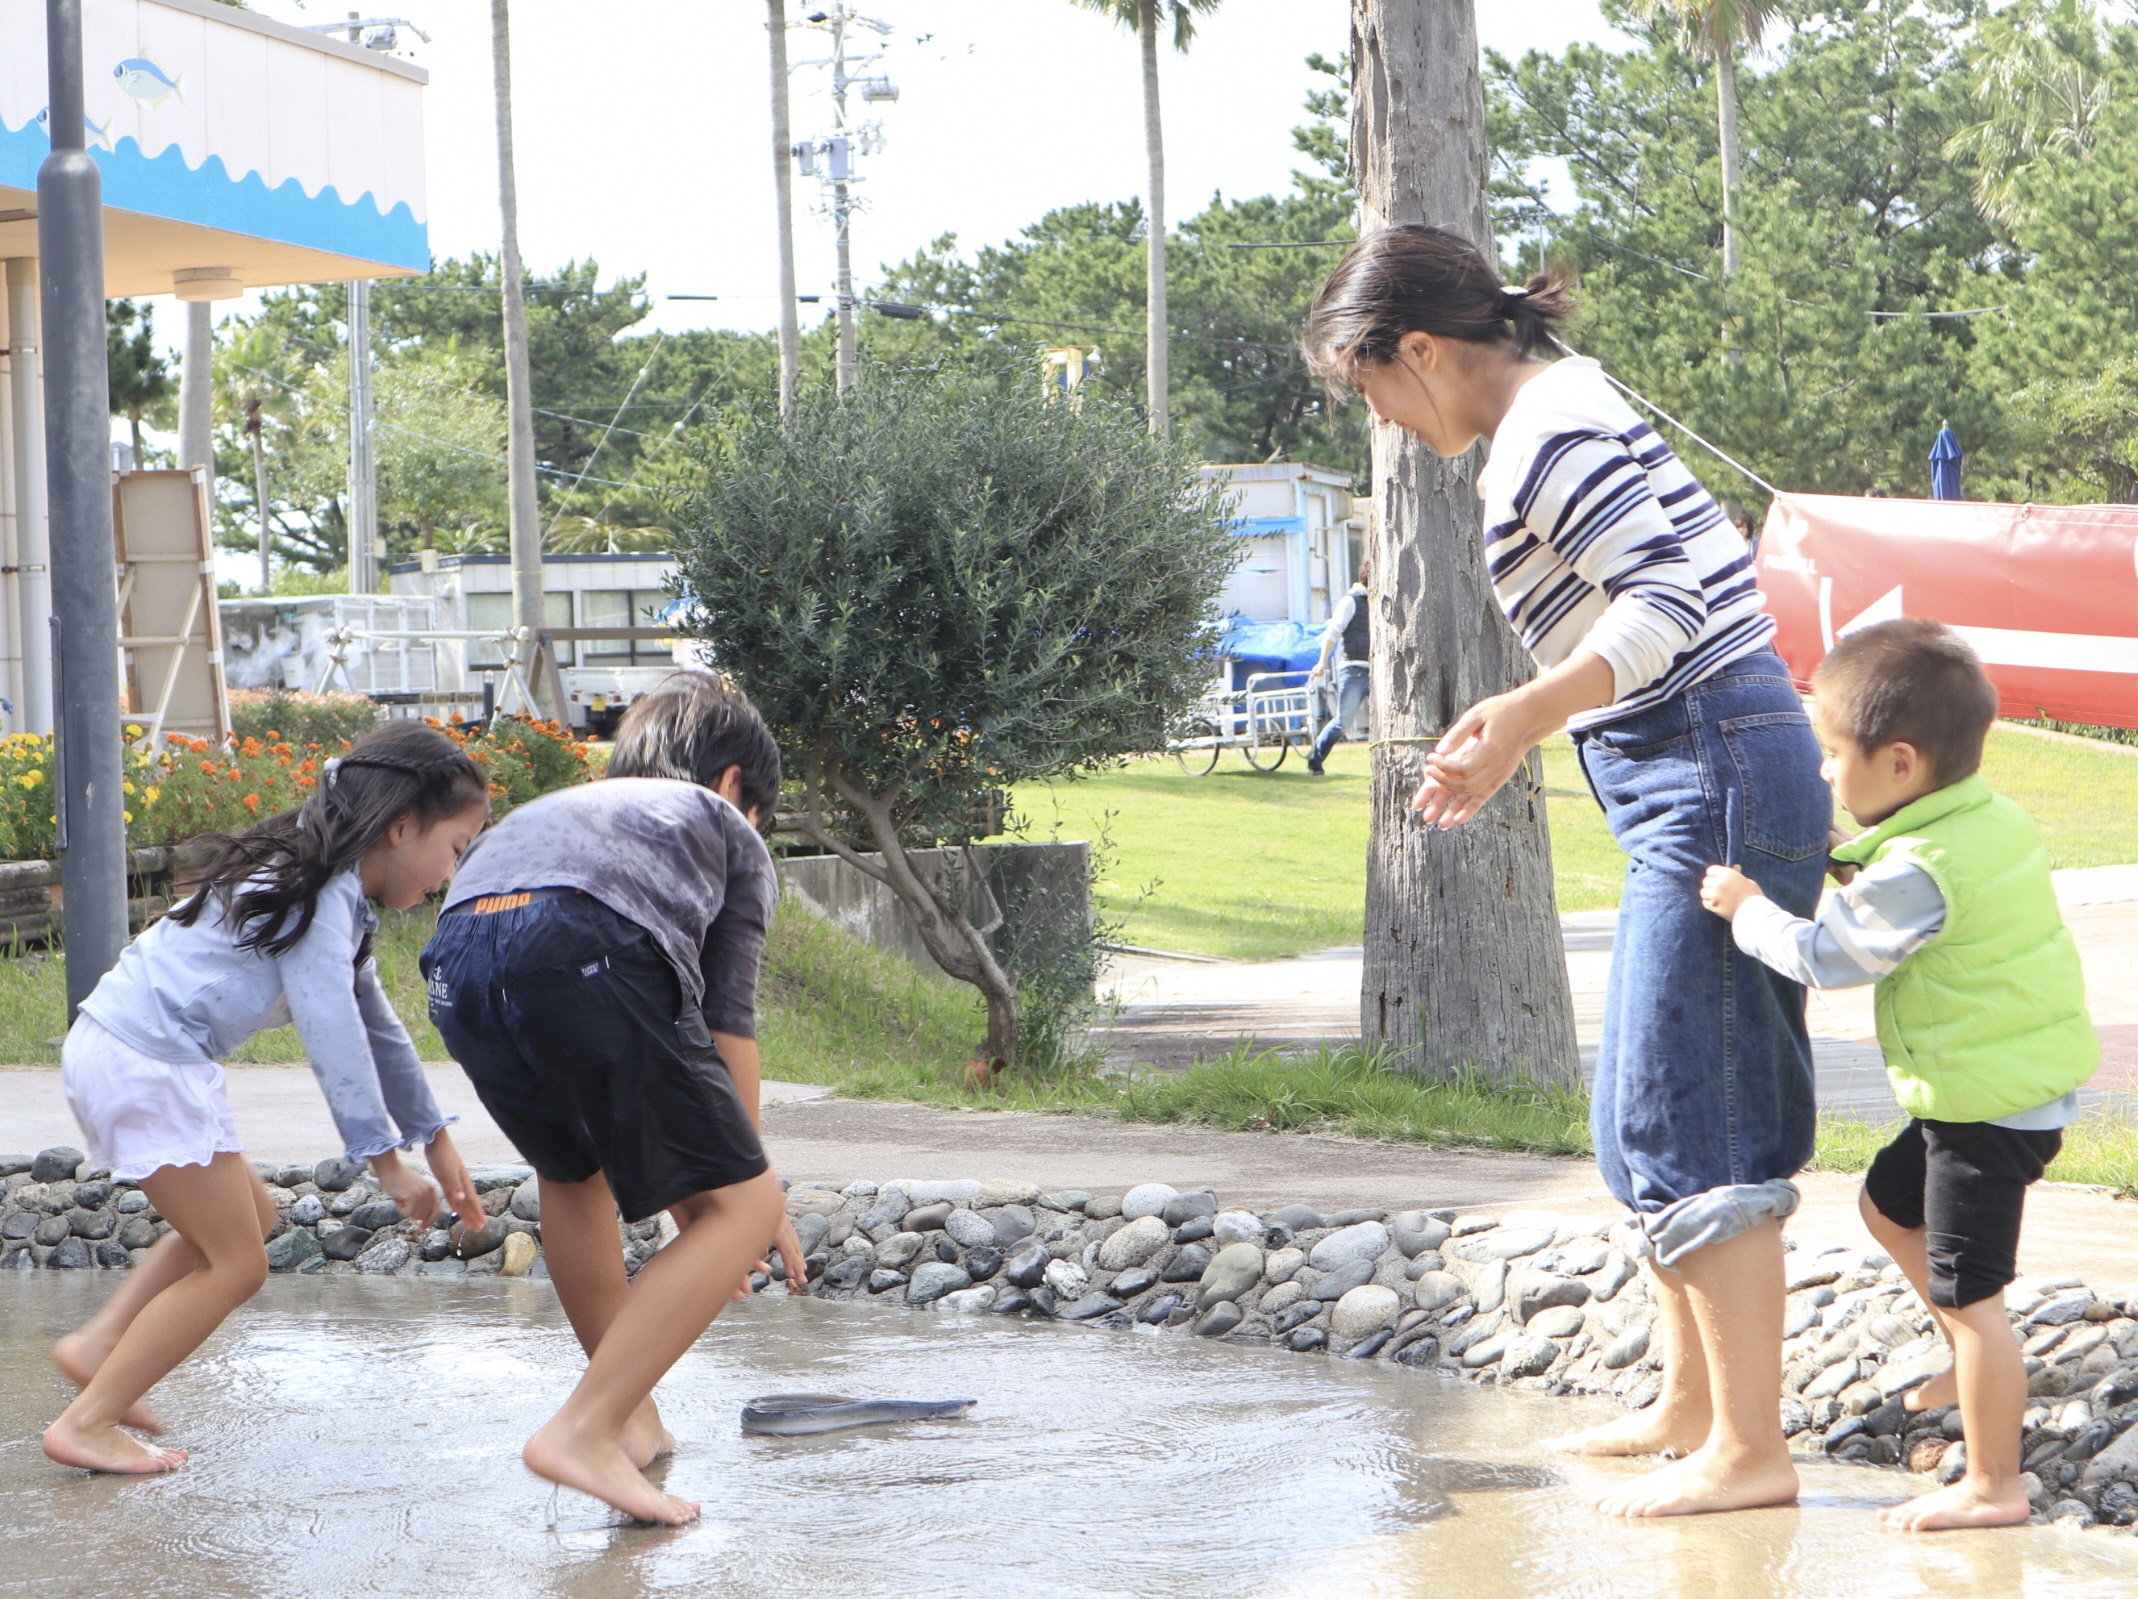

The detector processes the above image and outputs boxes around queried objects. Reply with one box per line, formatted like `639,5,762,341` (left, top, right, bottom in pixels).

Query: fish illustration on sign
114,57,185,108
35,105,114,150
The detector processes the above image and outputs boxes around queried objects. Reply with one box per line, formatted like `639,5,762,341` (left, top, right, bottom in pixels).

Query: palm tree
1074,0,1223,436
213,323,298,590
1943,0,2109,229
1636,1,1779,275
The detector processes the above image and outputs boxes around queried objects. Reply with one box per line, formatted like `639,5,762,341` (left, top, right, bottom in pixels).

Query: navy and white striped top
1476,357,1772,730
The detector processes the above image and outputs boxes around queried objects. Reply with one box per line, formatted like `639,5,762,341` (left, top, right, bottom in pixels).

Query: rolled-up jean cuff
1632,1178,1800,1268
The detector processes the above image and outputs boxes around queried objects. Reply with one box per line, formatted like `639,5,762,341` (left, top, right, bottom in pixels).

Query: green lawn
1012,724,2138,961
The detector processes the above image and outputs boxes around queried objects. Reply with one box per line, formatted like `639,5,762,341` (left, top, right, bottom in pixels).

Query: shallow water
3,1276,2135,1599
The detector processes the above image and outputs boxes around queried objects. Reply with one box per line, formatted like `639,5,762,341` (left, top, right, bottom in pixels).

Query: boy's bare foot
623,1399,676,1469
1900,1369,1957,1414
1594,1443,1799,1518
1543,1408,1707,1459
52,1335,166,1436
524,1421,697,1526
1880,1478,2031,1532
42,1418,188,1474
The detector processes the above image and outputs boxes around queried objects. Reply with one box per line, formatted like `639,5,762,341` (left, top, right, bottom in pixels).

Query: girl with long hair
43,720,491,1475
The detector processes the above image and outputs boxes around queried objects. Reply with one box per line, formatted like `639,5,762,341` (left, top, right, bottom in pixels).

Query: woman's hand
1412,692,1538,828
422,1128,486,1230
369,1149,444,1227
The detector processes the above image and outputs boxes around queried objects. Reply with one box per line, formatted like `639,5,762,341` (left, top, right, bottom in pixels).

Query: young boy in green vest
1700,617,2096,1534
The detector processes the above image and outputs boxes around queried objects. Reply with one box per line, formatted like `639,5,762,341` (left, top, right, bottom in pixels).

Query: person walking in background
1306,558,1371,776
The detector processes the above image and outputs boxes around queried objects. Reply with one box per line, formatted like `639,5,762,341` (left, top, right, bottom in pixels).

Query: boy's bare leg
1545,1262,1711,1457
43,1154,272,1473
1857,1187,1964,1414
523,1169,783,1525
53,1227,206,1436
1882,1294,2031,1530
536,1171,674,1467
1595,1219,1800,1517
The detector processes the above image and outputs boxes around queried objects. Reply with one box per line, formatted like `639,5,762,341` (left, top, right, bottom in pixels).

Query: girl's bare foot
1543,1407,1707,1459
524,1421,697,1526
1901,1368,1957,1414
1880,1478,2031,1532
623,1399,677,1469
52,1335,167,1436
1593,1442,1799,1518
42,1418,188,1474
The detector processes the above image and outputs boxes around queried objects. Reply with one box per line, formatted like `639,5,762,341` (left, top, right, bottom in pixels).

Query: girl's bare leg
535,1171,674,1466
1545,1262,1711,1456
42,1154,272,1474
53,1228,201,1435
522,1170,783,1524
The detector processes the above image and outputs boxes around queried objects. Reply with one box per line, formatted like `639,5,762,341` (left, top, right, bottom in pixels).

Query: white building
1201,461,1361,626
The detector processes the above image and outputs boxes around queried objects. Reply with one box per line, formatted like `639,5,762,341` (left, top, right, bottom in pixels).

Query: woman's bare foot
1880,1478,2031,1532
524,1420,697,1526
1544,1407,1707,1459
52,1335,167,1436
42,1418,188,1474
623,1399,676,1469
1594,1443,1799,1518
1900,1368,1957,1414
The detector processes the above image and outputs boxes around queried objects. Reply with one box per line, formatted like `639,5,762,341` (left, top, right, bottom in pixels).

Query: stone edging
6,1147,2136,1534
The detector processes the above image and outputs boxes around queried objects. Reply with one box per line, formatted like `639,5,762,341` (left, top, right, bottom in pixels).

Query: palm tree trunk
1138,0,1169,437
768,0,801,414
1350,0,1579,1087
1716,45,1741,276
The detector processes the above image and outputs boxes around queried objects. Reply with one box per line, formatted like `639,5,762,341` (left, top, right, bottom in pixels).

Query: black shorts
421,891,767,1223
1862,1117,2062,1309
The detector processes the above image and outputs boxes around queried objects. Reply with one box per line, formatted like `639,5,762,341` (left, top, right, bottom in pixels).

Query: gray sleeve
700,827,774,1037
354,957,451,1146
1731,859,1947,990
275,876,404,1162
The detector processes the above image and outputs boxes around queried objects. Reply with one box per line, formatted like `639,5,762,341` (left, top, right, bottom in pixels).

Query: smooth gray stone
313,1158,363,1192
1289,1326,1329,1353
1392,1211,1451,1259
420,1230,454,1262
902,1180,981,1208
1456,1227,1556,1264
1309,1221,1390,1272
1311,1259,1375,1302
1323,1208,1388,1227
1003,1244,1050,1289
1512,1271,1591,1323
31,1147,85,1184
322,1226,375,1262
35,1183,73,1215
1098,1215,1170,1271
1346,1329,1394,1360
289,1194,327,1226
943,1209,995,1249
1195,1301,1244,1338
67,1207,115,1241
792,1212,832,1258
1474,1259,1509,1315
1038,1190,1090,1213
992,1204,1037,1246
356,1238,413,1274
265,1227,323,1272
1136,1292,1181,1325
1448,1317,1504,1358
989,1289,1034,1315
116,1216,157,1251
962,1245,1003,1282
1411,1270,1467,1314
348,1200,403,1233
1029,1287,1058,1316
504,1182,540,1223
0,1212,37,1241
1160,1243,1211,1283
903,1201,954,1232
1172,1216,1215,1244
859,1195,911,1234
34,1215,68,1247
1273,1301,1323,1336
0,1154,32,1179
906,1262,972,1304
469,1165,535,1193
867,1268,909,1294
0,1247,31,1270
1502,1335,1561,1379
48,1236,91,1269
822,1256,869,1290
1197,1243,1264,1309
1527,1305,1586,1339
1602,1325,1651,1370
1110,1265,1160,1299
875,1231,927,1268
270,1163,311,1189
1267,1204,1323,1231
93,1241,131,1268
1403,1253,1446,1280
326,1189,367,1217
1161,1192,1218,1226
115,1190,150,1215
1060,1292,1125,1321
1120,1183,1178,1220
71,1180,112,1210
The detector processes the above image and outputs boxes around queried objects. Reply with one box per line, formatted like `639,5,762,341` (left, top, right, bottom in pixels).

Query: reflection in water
2,1274,2134,1599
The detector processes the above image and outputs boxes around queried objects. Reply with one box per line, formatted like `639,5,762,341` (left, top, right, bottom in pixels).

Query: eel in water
740,1393,978,1436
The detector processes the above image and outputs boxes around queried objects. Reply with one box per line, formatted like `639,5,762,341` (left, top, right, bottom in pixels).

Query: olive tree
674,363,1237,1063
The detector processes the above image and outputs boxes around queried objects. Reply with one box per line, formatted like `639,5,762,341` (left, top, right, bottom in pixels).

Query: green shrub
229,690,380,751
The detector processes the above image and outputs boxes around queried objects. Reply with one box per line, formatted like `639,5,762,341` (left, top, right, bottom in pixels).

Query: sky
222,0,1632,340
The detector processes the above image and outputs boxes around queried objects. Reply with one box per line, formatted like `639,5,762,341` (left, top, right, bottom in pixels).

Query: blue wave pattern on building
0,116,427,274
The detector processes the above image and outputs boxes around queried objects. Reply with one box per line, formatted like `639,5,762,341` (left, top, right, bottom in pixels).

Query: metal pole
492,0,548,704
4,260,53,734
830,6,856,392
39,0,129,1011
249,405,272,590
768,0,800,413
177,298,213,475
346,279,377,592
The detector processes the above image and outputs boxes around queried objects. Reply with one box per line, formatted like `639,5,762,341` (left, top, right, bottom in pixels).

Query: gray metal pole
347,279,378,592
177,297,213,474
492,0,547,700
39,0,128,1012
4,260,53,735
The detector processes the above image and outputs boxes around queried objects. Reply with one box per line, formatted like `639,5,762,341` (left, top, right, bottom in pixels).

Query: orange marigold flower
242,794,260,811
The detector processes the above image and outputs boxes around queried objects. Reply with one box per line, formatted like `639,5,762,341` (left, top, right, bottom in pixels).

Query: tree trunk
1350,0,1579,1088
768,0,801,414
1715,47,1740,277
491,0,549,709
1139,0,1169,437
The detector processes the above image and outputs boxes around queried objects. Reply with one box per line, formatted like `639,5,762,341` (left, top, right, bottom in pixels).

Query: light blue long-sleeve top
79,868,450,1162
1732,858,2079,1132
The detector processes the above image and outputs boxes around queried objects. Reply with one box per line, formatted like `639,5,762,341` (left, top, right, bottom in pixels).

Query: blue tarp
1218,617,1321,675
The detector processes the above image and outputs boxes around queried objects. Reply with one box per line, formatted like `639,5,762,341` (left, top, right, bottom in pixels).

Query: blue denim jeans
1574,650,1828,1263
1310,665,1369,763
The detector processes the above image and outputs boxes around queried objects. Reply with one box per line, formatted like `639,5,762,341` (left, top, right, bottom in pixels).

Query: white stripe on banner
1952,626,2138,675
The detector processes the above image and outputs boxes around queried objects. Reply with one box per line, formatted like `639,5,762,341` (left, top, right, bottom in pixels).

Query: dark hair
170,720,489,958
1812,618,2000,784
1302,224,1576,390
607,670,783,822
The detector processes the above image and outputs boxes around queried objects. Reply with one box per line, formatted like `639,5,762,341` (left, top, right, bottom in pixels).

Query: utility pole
346,279,378,591
176,299,212,481
38,0,128,1011
491,0,547,699
247,398,271,590
768,0,801,413
791,4,898,394
5,259,53,735
1351,0,1577,1086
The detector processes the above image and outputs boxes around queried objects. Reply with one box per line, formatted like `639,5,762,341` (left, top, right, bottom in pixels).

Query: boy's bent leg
1595,1220,1799,1518
1856,1179,1962,1415
1881,1294,2030,1531
537,1170,674,1467
523,1169,785,1525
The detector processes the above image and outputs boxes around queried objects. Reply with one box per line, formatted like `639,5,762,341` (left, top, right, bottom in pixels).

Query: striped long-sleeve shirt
1476,357,1773,730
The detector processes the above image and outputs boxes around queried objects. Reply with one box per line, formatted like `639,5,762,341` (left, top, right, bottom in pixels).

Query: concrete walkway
1100,863,2138,1115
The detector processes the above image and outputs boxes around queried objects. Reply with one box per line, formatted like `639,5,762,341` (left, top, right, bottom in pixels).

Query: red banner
1756,494,2138,730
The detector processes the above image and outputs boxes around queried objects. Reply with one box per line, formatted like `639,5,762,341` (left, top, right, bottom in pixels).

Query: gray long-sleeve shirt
80,869,448,1162
1733,860,2079,1131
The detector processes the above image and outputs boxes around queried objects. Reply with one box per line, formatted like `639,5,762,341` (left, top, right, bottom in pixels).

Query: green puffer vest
1829,774,2096,1122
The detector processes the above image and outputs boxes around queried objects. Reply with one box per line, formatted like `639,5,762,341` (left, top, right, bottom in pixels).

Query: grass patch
1811,1108,2138,1197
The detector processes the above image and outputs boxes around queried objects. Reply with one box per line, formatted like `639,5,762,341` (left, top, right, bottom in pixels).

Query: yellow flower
123,780,136,795
123,810,133,824
16,771,39,789
144,785,160,804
